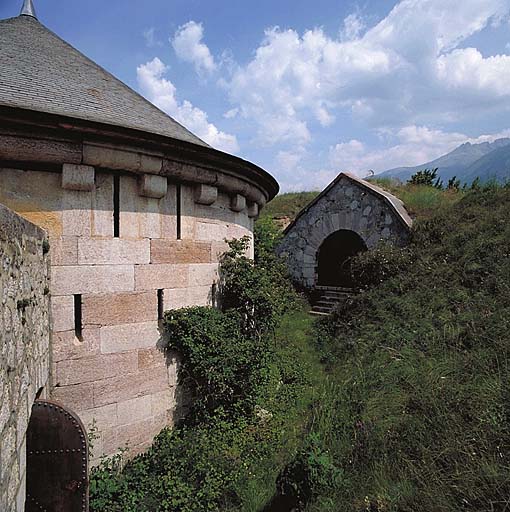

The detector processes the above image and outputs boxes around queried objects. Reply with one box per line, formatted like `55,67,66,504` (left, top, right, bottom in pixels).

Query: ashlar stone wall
278,173,412,289
0,165,255,464
0,204,50,512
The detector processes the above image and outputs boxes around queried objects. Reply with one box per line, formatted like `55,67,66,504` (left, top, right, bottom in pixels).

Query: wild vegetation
91,178,510,511
89,220,321,512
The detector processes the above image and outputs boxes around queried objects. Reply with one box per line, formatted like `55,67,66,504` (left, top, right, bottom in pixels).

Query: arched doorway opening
317,230,367,287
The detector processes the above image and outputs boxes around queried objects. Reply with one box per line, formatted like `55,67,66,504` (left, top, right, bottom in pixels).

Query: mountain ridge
377,138,510,183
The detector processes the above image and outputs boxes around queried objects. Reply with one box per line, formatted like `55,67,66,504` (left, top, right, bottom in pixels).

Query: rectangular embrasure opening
113,175,120,238
74,294,83,340
176,183,182,240
158,289,164,321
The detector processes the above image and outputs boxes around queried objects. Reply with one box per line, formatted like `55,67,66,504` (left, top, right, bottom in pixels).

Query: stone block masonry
278,173,412,289
0,167,258,470
0,204,50,512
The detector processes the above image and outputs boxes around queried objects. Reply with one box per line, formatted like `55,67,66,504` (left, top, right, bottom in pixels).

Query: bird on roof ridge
20,0,37,19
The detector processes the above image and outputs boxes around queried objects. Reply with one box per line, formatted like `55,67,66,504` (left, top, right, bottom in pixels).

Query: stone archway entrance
317,229,367,287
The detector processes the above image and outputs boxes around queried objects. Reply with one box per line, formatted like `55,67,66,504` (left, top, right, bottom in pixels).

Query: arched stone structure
317,229,367,287
278,173,412,289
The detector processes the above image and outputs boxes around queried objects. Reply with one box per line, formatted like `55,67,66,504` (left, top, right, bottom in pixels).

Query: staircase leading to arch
310,286,355,316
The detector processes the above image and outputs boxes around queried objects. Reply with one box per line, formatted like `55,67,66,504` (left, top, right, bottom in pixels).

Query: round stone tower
0,6,278,462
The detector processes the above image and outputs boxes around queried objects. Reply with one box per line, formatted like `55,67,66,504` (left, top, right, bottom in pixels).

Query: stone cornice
0,106,279,206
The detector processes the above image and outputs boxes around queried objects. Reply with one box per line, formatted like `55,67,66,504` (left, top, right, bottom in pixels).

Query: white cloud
437,48,510,96
172,21,216,75
340,13,365,41
137,58,239,153
329,125,510,173
143,27,161,48
224,0,510,150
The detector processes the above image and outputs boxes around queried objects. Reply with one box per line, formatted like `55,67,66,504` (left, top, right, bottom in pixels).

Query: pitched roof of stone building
285,172,413,234
0,14,208,148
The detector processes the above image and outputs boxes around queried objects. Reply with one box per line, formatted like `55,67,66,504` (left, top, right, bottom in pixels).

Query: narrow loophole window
176,183,182,240
74,294,83,340
157,289,164,321
113,175,120,238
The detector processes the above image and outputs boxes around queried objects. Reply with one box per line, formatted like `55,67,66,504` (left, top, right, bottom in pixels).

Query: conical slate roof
0,14,209,147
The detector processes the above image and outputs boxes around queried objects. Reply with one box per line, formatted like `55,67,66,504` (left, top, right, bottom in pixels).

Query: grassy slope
261,191,320,221
308,185,510,511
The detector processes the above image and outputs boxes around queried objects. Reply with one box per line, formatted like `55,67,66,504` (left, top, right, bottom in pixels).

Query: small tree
447,176,461,191
408,168,443,189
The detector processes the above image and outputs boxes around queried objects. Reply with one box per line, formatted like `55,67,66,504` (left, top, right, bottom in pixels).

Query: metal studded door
25,400,89,512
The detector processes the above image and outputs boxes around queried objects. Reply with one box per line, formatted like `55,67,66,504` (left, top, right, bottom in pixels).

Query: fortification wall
0,204,50,512
0,165,254,463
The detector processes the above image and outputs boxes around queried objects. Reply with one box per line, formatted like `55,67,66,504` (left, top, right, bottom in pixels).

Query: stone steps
310,286,355,316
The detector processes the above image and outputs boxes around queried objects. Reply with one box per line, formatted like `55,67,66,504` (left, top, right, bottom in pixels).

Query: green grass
304,185,510,511
368,177,464,219
262,191,320,221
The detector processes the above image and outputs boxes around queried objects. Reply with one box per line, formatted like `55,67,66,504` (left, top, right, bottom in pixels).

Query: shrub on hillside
408,168,442,188
308,185,510,511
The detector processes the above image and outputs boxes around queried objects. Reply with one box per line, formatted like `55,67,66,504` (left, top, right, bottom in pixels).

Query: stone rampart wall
0,204,50,512
0,166,254,463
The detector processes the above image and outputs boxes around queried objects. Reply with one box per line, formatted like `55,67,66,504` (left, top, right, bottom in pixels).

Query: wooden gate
25,400,89,512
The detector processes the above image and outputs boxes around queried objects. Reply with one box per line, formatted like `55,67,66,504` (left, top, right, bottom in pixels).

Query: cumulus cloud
137,58,239,153
224,0,510,149
340,12,365,41
172,21,216,75
329,125,510,174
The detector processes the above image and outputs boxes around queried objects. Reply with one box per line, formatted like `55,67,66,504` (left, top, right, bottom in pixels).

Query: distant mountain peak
378,137,510,183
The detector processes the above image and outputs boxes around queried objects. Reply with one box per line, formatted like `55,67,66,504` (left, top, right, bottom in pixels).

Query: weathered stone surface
188,263,219,287
100,321,161,354
160,183,177,239
151,239,212,264
92,173,114,238
277,173,411,289
52,328,101,363
52,382,95,411
51,295,75,332
139,196,161,239
78,238,150,265
134,263,188,290
79,403,118,431
62,188,92,237
247,201,259,218
195,221,228,241
194,184,217,205
62,164,95,191
93,366,169,407
48,236,78,266
151,389,175,417
0,204,50,509
139,174,167,199
163,285,212,310
230,194,246,212
82,291,158,326
211,240,230,263
0,168,64,236
55,352,138,386
138,347,166,370
117,395,153,426
51,264,135,295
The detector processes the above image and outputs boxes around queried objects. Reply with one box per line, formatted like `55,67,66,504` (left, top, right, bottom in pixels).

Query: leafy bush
307,185,510,511
89,219,314,512
408,168,442,188
165,307,268,419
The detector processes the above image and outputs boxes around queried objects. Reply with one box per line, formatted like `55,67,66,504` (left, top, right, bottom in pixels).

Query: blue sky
2,0,510,191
